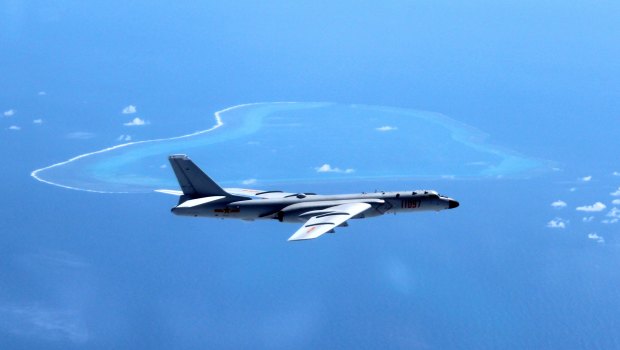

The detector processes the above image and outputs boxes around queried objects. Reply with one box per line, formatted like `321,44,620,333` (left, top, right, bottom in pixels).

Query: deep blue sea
2,2,620,349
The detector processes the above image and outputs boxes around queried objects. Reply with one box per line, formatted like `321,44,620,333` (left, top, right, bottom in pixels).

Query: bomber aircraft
159,155,459,241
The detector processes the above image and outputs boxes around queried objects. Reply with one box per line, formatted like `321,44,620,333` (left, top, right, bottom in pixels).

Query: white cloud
610,187,620,196
315,164,355,174
602,218,619,224
613,171,620,176
612,199,620,205
569,187,577,192
66,131,95,139
607,207,620,218
576,202,606,212
3,109,15,117
376,125,397,132
587,233,605,243
551,200,567,208
38,91,47,96
121,105,137,114
123,117,148,126
33,119,43,124
316,164,334,172
8,125,21,131
547,218,567,229
583,216,595,222
581,175,592,182
116,134,131,142
242,178,257,185
159,164,167,169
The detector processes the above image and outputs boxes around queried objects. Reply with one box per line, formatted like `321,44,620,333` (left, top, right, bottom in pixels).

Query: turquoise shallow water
32,102,551,193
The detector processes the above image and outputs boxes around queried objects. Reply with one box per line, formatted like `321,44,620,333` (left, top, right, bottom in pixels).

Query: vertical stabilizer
168,155,231,198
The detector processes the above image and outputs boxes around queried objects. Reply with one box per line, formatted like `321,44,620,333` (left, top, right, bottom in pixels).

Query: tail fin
168,155,232,198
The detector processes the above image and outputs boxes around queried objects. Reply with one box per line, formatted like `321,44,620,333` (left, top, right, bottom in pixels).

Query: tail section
168,155,241,200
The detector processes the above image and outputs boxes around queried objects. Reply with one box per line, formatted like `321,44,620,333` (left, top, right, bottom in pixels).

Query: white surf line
31,102,280,193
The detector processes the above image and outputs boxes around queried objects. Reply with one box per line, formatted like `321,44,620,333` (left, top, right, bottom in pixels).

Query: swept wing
225,188,316,199
288,203,372,241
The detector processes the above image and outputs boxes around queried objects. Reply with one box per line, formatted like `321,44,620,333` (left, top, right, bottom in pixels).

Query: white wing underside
288,203,373,241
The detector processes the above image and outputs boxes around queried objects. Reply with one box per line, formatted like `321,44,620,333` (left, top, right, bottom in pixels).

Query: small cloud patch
123,117,148,126
610,187,620,196
33,119,43,124
551,200,567,208
583,216,595,222
67,132,95,140
122,105,137,114
576,202,606,212
547,218,567,229
0,303,89,343
376,126,397,132
467,161,488,166
587,233,605,243
242,178,257,185
117,134,132,142
3,109,15,117
613,171,620,176
8,125,21,131
581,175,592,182
612,199,620,205
607,207,620,218
316,164,355,174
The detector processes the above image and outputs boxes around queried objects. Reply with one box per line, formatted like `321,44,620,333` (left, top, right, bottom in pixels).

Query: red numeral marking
401,200,421,209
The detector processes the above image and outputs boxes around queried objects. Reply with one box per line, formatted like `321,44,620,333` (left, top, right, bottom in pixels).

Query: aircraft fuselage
172,190,458,223
166,154,459,240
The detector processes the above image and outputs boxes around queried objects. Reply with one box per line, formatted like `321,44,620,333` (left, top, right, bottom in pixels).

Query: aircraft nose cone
448,200,460,209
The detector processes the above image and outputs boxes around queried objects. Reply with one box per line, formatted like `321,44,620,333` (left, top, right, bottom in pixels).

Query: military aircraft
159,155,459,241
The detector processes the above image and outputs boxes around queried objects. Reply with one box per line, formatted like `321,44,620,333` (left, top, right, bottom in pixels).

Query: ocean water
32,103,550,193
2,2,620,349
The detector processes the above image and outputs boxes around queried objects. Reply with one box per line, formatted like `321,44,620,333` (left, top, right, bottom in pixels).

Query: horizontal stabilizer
176,196,227,208
155,189,184,196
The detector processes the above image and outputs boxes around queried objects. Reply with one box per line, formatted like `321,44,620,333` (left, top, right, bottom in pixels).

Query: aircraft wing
224,188,296,199
155,188,301,199
288,203,372,241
